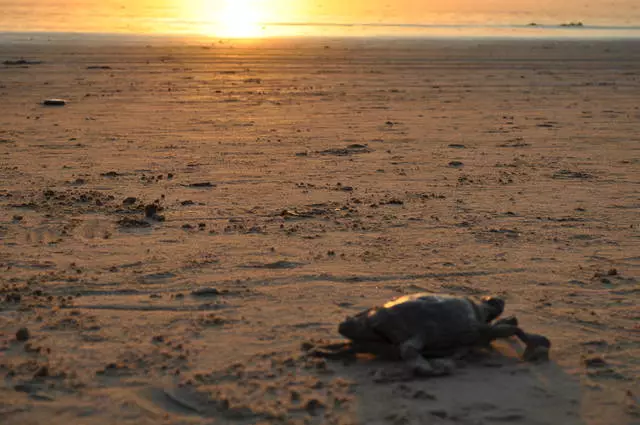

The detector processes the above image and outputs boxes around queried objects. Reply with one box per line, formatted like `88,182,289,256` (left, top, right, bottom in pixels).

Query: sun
216,0,265,38
183,0,301,38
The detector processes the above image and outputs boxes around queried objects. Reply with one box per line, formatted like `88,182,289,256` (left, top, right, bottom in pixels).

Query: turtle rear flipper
308,340,401,361
339,309,388,342
306,341,357,359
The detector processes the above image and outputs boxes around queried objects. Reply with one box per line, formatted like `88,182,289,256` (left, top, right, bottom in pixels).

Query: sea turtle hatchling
308,293,551,376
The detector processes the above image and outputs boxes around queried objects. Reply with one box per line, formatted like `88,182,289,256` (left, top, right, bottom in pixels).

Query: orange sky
0,0,638,36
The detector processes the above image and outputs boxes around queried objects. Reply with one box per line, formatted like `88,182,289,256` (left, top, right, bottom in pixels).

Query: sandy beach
0,37,638,424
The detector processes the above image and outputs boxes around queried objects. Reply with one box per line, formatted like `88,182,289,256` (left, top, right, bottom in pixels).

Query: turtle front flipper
485,324,551,362
521,333,551,362
493,316,518,327
399,332,454,377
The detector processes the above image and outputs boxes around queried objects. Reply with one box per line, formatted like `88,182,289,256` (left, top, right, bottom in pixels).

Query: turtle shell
365,293,484,349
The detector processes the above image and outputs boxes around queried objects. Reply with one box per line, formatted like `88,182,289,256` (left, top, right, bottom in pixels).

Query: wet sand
0,38,639,424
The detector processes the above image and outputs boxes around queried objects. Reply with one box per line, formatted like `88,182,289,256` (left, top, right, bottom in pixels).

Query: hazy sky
0,0,638,36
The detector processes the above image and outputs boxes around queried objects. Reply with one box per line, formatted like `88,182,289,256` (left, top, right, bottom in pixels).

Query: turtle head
480,296,505,322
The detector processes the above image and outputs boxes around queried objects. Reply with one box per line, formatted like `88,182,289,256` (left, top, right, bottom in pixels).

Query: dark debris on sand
552,170,594,180
319,144,373,156
3,59,44,66
117,217,151,228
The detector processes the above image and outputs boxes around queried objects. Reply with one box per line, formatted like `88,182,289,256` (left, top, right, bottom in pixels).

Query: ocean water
0,0,639,39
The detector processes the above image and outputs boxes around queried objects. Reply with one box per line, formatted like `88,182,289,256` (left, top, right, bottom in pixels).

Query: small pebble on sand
16,327,30,341
42,99,66,106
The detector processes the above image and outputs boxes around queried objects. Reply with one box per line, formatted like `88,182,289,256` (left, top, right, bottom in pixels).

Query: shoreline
1,26,640,46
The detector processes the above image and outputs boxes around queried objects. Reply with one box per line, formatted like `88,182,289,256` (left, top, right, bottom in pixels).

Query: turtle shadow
323,340,589,425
